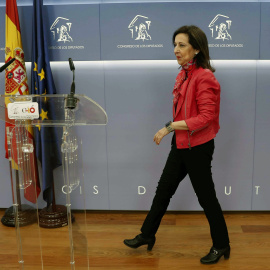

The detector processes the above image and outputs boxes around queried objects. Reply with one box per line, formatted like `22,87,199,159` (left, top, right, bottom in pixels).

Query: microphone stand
65,58,77,109
0,58,16,73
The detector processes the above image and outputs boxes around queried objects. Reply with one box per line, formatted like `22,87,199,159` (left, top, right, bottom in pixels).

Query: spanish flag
5,0,40,203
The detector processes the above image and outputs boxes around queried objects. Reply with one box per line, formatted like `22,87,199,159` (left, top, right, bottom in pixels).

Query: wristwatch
165,121,174,132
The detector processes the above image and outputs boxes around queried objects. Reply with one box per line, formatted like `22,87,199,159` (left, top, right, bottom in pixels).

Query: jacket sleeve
185,70,220,132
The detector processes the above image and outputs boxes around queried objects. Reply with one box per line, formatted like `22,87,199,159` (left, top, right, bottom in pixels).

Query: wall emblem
209,14,232,41
50,17,73,43
128,15,151,41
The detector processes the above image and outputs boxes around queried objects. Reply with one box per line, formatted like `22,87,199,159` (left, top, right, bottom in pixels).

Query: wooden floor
0,210,270,270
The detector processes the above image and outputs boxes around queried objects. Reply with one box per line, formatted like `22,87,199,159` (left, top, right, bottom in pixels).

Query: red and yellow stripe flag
5,0,40,203
5,0,28,96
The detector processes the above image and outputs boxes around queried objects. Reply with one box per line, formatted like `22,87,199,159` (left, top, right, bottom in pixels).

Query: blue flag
31,0,62,207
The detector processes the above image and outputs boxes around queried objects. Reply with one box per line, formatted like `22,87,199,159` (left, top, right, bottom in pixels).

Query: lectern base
39,204,75,228
1,205,37,227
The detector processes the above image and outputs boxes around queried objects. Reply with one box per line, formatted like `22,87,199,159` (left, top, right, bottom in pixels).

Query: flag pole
52,179,56,212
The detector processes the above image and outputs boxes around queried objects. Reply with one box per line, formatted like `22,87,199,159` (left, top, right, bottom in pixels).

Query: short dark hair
172,25,215,72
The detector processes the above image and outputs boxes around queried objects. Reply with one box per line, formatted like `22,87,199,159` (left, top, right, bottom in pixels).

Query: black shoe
200,246,230,264
124,234,156,251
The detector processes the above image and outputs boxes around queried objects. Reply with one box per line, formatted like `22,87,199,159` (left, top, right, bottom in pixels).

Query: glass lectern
0,94,107,269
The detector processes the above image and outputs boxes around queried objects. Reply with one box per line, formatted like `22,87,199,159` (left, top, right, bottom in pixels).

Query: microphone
69,57,75,71
0,58,16,73
68,58,75,95
65,58,77,109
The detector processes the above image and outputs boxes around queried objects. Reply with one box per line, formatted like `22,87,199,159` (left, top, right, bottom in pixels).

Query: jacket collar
173,71,194,119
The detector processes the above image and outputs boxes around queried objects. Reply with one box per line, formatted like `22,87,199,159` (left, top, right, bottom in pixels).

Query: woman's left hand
153,127,170,145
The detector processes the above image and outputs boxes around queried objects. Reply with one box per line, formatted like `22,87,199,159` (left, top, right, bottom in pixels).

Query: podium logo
128,15,152,41
50,17,73,43
208,14,232,41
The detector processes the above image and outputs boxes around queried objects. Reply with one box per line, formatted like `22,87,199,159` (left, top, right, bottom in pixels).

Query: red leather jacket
173,67,220,149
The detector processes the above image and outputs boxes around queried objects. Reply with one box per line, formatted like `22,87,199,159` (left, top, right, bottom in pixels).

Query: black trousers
141,139,230,249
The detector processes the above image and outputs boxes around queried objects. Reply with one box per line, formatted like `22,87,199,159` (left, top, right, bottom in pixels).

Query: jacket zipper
187,131,191,150
190,123,209,136
184,78,192,150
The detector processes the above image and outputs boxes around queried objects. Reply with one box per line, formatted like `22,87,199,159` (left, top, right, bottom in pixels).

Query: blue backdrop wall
0,0,269,211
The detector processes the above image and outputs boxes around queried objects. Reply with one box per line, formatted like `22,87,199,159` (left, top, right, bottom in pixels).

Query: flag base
1,205,37,227
39,204,75,228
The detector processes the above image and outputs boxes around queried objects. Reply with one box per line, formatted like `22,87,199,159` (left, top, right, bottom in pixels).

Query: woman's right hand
153,127,170,145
